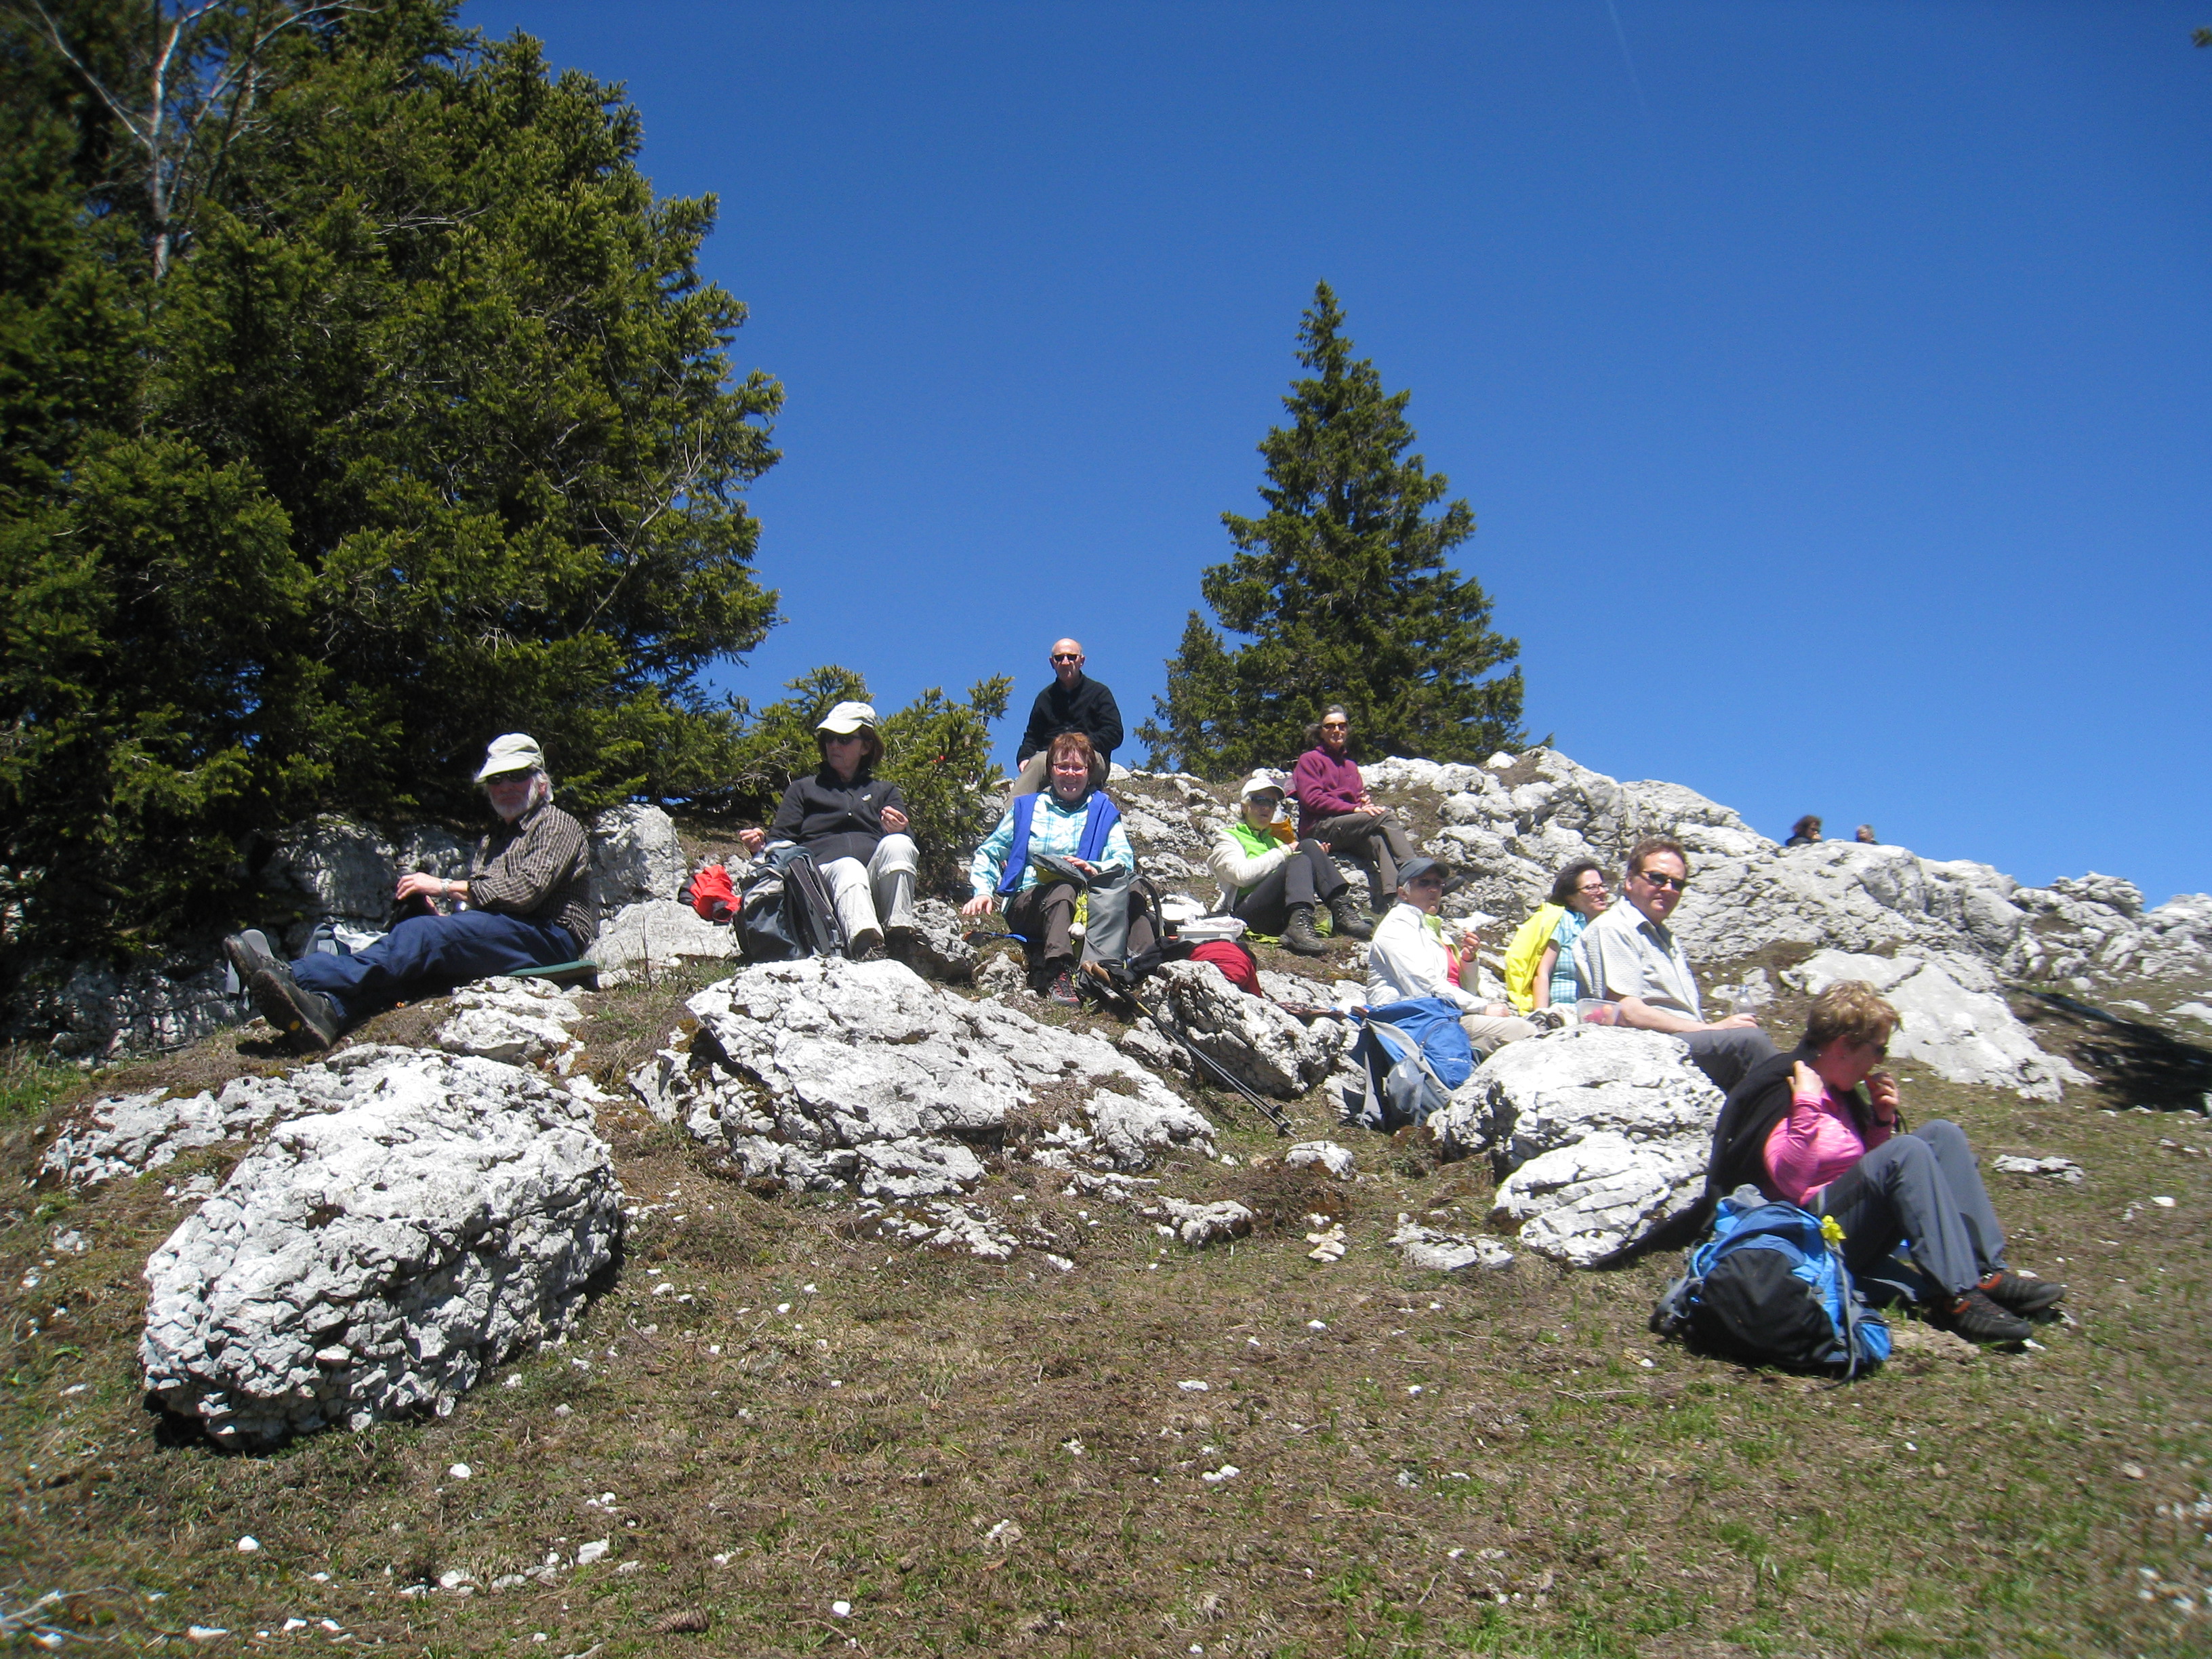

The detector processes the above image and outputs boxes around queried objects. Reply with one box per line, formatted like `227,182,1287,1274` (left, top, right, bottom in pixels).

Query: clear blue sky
465,1,2211,904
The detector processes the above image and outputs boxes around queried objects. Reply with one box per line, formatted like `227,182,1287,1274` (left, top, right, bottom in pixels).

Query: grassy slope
3,798,2209,1656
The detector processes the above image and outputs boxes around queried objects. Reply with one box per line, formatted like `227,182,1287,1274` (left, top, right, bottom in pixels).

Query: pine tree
1139,282,1523,777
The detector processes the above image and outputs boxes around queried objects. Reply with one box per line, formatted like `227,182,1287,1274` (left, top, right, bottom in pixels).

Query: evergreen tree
1,2,784,965
1139,282,1523,777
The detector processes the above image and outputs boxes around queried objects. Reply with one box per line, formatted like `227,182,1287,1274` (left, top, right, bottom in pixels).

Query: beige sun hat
815,701,879,736
1238,771,1287,802
475,733,545,781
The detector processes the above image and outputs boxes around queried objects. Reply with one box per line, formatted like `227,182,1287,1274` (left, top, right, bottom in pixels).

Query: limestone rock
1284,1140,1357,1179
29,956,242,1063
591,901,735,975
901,897,979,984
434,978,586,1067
1784,949,2085,1101
1429,1026,1725,1266
588,804,684,918
1149,959,1350,1099
1991,1154,2086,1185
41,1074,309,1189
1387,1218,1514,1272
262,816,471,951
975,951,1027,998
140,1047,619,1446
1162,1197,1255,1247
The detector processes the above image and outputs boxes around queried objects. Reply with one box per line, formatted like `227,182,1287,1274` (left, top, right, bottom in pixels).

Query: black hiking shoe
248,964,342,1050
1933,1288,2033,1345
224,929,281,985
1327,895,1374,941
1282,904,1330,957
1979,1269,2066,1315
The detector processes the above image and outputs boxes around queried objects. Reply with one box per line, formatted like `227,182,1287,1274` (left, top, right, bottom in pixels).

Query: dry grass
3,942,2210,1656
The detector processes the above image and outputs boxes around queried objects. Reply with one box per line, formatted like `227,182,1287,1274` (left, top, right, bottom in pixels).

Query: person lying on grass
1706,978,2067,1345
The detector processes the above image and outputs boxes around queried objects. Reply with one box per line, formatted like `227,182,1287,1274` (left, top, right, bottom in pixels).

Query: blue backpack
1651,1186,1892,1377
1347,998,1477,1132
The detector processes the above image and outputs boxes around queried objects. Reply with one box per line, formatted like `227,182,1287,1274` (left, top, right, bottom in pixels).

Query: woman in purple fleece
1288,705,1416,915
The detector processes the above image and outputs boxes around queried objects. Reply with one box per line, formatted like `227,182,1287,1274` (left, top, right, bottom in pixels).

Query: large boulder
588,804,685,918
1783,949,2085,1101
261,816,472,953
1145,959,1351,1099
434,977,588,1067
42,1073,311,1189
628,958,1213,1197
25,954,241,1062
590,901,737,975
140,1047,620,1447
1429,1026,1725,1267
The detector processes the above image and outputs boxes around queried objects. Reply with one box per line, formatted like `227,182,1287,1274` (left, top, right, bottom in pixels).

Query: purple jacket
1291,747,1366,835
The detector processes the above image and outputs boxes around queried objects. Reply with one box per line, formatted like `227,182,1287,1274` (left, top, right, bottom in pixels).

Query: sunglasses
1051,653,1082,663
1319,721,1349,729
1634,870,1688,891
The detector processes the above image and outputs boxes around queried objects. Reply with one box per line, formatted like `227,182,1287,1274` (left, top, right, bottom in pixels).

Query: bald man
1012,637,1126,796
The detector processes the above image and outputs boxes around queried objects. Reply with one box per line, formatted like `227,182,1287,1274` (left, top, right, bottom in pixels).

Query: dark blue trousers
291,911,577,1023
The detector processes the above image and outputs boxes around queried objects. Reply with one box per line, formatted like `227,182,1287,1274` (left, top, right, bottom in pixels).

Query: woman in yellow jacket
1502,861,1612,1012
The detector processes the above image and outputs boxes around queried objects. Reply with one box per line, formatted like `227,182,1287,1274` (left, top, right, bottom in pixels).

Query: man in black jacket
1012,638,1123,796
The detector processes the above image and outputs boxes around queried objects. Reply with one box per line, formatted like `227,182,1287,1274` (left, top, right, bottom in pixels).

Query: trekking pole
1118,983,1294,1136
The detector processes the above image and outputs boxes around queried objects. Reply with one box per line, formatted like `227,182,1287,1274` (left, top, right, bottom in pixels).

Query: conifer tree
1139,283,1523,777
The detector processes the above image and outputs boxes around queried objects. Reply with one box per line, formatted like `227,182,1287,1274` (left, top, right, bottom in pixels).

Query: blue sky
465,1,2212,904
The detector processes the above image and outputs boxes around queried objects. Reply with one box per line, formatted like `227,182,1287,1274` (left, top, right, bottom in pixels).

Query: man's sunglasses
1634,870,1689,891
1051,653,1082,662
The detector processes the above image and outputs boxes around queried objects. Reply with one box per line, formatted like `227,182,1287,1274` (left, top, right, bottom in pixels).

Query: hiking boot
847,929,885,963
1979,1269,2066,1315
884,924,917,966
247,965,341,1050
1527,1006,1568,1033
1044,970,1081,1008
1327,894,1374,941
224,929,281,985
1281,904,1330,957
1932,1287,2033,1345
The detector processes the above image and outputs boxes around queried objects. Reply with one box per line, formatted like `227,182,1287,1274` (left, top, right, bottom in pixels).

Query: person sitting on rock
1010,638,1124,796
1854,823,1878,844
1706,979,2066,1345
1366,857,1536,1059
224,733,594,1050
1530,859,1612,1012
1208,771,1371,957
739,701,918,960
964,732,1149,1004
1290,705,1416,914
1785,815,1824,848
1570,836,1777,1092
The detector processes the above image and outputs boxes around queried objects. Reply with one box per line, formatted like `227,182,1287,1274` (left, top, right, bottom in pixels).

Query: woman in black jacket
739,701,918,959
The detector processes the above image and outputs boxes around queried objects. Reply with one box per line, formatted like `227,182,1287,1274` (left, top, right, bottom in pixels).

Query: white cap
1237,771,1286,800
815,701,878,736
475,733,544,781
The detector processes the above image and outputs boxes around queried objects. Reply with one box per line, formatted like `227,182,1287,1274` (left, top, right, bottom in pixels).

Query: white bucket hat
1237,771,1286,801
815,701,879,736
475,733,545,781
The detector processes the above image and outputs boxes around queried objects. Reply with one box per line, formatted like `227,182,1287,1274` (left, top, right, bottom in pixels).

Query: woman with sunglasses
1706,979,2066,1345
1290,705,1416,914
1530,859,1611,1011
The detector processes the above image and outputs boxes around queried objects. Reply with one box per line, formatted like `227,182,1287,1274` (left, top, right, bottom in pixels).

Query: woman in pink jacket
1706,980,2066,1345
1289,705,1416,916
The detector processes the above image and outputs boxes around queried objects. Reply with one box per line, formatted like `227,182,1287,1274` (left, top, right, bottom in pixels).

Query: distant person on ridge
1290,704,1415,914
224,733,594,1050
1571,837,1777,1092
1012,638,1123,796
1208,771,1371,956
1854,824,1878,844
1786,815,1823,848
1366,857,1536,1059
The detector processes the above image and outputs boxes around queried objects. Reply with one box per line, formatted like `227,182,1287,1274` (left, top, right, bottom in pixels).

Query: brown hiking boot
1282,904,1330,956
1328,894,1373,940
1979,1269,2066,1315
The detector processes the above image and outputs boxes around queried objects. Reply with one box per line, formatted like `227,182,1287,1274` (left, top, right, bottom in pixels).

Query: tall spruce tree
1139,283,1523,777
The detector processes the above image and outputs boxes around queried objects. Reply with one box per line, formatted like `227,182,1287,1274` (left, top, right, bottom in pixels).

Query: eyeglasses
1319,720,1349,729
1051,653,1081,663
1576,882,1608,895
1634,870,1688,891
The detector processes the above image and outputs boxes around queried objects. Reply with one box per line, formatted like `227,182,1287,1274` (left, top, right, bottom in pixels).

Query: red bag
685,863,736,922
1189,939,1261,996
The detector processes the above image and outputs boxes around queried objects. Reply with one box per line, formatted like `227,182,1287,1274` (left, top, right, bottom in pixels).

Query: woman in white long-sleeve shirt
1365,857,1537,1058
1206,772,1370,956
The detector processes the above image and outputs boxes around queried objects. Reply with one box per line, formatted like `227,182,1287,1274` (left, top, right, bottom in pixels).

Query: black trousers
1229,841,1349,933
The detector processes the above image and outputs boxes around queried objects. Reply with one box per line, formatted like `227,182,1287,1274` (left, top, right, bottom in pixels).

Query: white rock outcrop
1784,949,2085,1101
1387,1217,1515,1272
588,804,685,918
41,1074,312,1189
434,977,587,1067
628,958,1213,1204
1428,1027,1725,1267
590,901,737,976
1147,959,1350,1099
140,1047,620,1447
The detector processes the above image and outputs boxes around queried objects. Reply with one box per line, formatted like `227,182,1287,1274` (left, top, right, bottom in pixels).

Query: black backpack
737,846,848,963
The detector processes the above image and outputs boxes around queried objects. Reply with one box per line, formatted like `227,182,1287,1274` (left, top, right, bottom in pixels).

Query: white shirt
1364,901,1481,1012
1570,898,1703,1018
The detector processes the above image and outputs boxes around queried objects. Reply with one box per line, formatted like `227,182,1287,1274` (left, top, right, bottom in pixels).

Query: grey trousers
1229,841,1349,933
1305,811,1414,905
817,834,918,947
1682,1025,1778,1093
1816,1120,2006,1298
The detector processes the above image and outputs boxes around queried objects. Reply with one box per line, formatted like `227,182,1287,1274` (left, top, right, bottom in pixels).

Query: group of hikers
223,632,2063,1352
